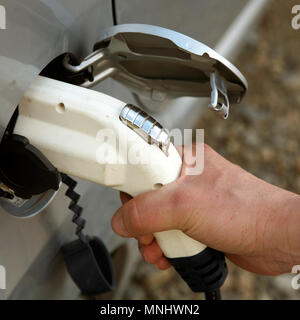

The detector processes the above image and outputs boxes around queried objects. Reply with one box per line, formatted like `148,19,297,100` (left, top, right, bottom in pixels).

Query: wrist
268,190,300,274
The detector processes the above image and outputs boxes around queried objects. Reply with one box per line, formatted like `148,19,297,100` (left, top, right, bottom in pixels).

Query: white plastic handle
14,76,206,258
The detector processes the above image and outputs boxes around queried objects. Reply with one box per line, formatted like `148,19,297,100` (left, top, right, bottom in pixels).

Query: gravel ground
123,0,300,300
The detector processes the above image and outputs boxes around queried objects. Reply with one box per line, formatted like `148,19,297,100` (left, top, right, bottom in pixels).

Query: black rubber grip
167,247,228,292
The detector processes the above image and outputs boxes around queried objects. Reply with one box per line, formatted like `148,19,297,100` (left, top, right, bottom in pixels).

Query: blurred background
123,0,300,300
2,0,300,301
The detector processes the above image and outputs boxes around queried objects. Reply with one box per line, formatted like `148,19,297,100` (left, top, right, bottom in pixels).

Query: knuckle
169,187,195,230
124,200,144,235
170,188,189,208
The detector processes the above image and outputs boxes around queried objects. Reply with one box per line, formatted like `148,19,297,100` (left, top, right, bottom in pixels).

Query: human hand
112,143,300,275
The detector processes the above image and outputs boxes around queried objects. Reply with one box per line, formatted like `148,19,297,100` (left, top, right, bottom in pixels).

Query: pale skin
111,143,300,276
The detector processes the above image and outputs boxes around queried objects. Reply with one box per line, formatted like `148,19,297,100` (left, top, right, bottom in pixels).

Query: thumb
111,182,190,237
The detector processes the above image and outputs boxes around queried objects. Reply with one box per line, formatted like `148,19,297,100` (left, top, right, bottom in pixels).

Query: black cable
111,0,117,25
61,173,88,244
205,289,221,300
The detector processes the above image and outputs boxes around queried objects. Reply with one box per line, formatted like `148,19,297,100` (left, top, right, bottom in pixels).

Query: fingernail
112,210,128,237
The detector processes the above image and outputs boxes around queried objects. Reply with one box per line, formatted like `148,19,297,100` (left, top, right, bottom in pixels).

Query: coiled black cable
60,173,88,244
